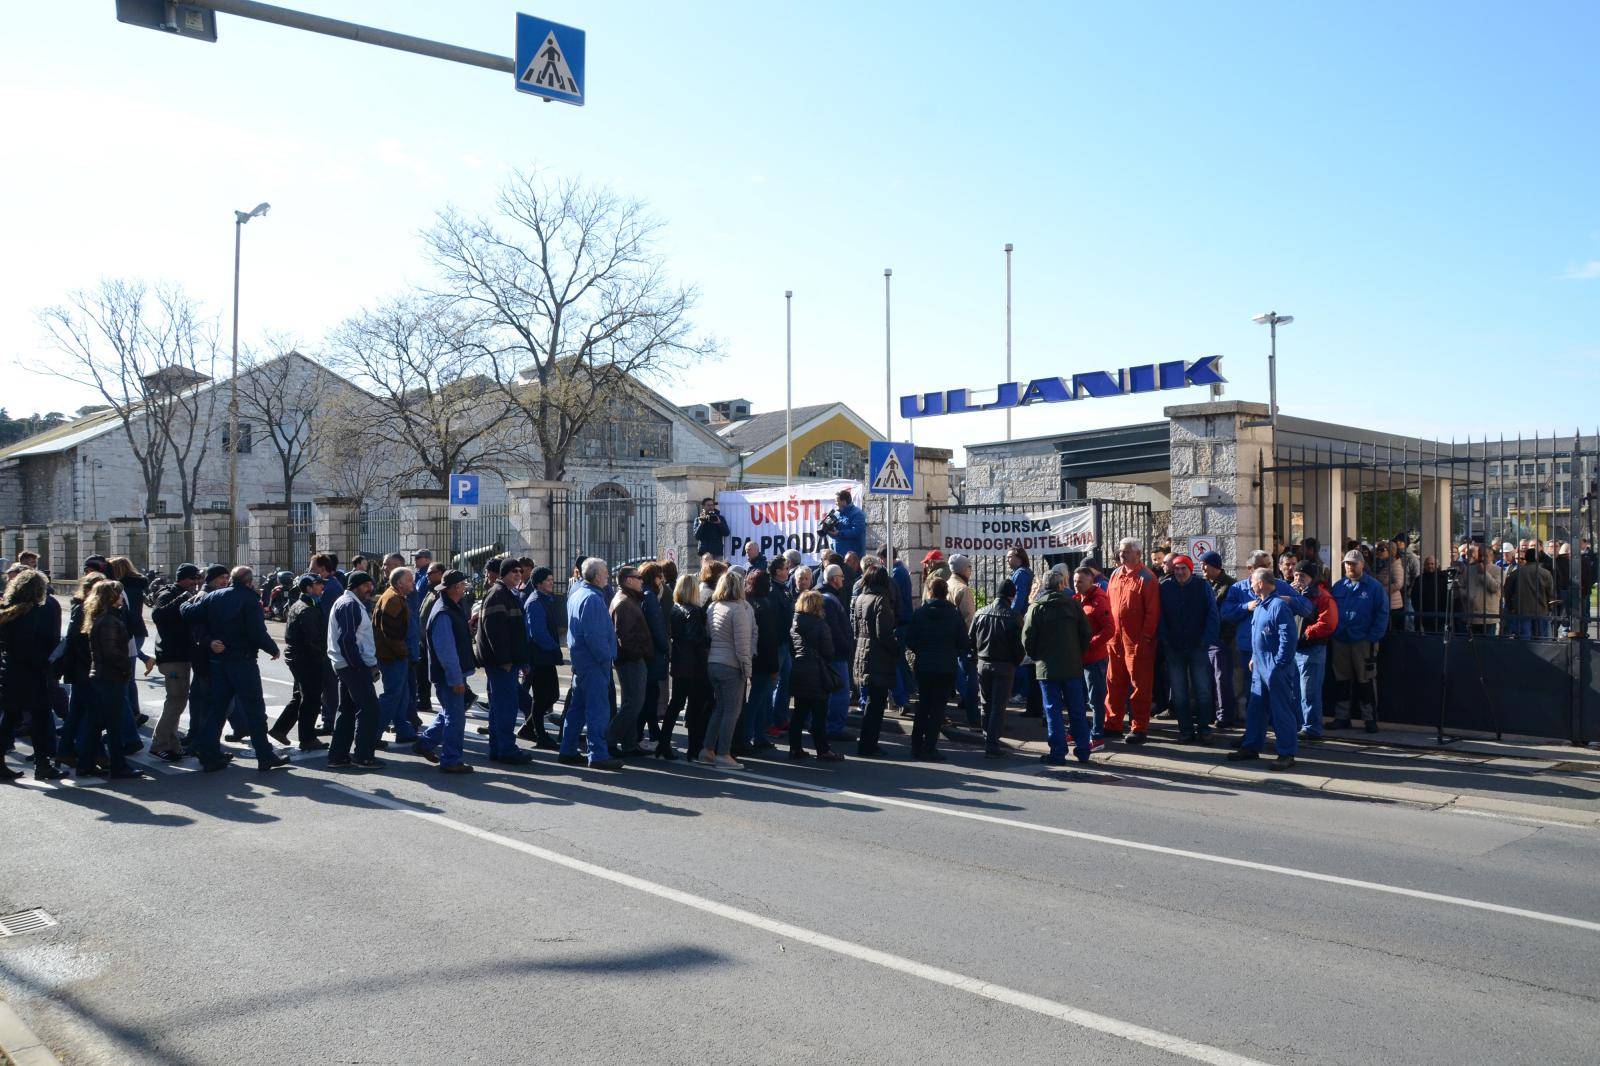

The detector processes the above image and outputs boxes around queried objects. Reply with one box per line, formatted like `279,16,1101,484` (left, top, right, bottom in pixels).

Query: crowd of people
3,489,1596,785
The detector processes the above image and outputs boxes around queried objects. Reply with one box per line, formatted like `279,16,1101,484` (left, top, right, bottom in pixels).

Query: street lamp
1003,243,1013,441
230,201,270,565
785,290,793,489
1252,310,1293,427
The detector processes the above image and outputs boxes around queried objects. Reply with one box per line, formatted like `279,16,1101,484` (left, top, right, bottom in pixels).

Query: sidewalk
934,707,1600,829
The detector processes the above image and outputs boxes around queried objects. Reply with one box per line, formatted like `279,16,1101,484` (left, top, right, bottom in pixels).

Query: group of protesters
11,482,1595,784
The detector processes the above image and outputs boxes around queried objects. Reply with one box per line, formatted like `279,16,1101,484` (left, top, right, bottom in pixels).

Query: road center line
324,781,1269,1066
642,761,1600,935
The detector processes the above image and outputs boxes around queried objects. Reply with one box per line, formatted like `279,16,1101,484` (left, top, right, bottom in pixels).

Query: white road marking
261,677,294,687
651,761,1600,935
326,781,1269,1066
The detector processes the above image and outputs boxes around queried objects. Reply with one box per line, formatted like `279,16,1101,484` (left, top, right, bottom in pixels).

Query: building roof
716,404,837,452
0,406,124,461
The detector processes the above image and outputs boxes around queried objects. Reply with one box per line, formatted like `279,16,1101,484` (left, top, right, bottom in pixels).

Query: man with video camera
692,497,731,560
822,488,866,558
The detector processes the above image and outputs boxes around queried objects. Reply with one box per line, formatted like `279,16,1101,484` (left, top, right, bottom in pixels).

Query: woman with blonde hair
0,569,66,781
80,579,145,780
57,571,105,770
701,568,754,768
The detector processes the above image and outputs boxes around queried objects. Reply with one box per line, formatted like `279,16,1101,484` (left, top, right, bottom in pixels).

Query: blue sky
2,2,1596,460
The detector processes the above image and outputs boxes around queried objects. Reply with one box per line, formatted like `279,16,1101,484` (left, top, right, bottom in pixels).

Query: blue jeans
1083,659,1108,738
772,647,793,729
826,661,851,735
1039,677,1090,762
744,671,777,745
1165,645,1213,737
420,681,468,767
1294,644,1327,734
1243,670,1299,758
954,651,979,725
485,664,523,757
377,659,417,741
560,667,612,762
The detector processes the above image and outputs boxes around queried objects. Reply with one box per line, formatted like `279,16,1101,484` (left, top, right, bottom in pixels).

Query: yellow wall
744,412,873,477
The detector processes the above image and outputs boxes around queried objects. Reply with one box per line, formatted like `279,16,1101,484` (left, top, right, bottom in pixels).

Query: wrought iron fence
550,492,660,594
358,506,403,563
930,497,1152,605
447,503,514,592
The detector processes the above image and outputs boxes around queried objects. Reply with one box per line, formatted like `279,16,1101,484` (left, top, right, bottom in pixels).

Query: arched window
797,440,867,480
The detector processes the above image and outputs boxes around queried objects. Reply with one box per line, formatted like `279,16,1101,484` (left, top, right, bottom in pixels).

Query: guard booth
932,498,1152,604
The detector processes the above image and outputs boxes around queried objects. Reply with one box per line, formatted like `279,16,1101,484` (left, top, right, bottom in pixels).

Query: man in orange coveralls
1104,537,1161,745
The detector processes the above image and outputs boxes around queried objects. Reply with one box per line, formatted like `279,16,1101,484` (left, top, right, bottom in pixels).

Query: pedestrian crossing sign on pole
515,13,585,105
868,441,915,496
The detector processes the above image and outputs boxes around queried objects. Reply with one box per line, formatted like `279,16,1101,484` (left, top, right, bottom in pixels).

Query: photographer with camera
824,488,866,558
691,497,731,560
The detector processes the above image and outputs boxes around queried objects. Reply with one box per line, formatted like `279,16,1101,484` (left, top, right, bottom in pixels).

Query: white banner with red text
939,506,1095,556
719,479,865,566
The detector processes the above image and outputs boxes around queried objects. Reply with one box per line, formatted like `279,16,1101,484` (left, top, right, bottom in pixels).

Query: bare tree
38,279,212,518
315,392,390,509
147,288,221,524
236,335,326,513
426,169,719,481
324,295,529,492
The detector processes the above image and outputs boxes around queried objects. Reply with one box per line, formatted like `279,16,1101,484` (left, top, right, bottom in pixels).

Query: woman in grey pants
702,569,755,768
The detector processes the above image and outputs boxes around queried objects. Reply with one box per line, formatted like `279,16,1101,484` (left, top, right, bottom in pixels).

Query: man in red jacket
1073,565,1114,748
1105,537,1161,744
1291,559,1339,739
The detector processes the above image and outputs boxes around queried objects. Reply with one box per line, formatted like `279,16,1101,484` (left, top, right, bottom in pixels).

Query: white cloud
1563,260,1600,280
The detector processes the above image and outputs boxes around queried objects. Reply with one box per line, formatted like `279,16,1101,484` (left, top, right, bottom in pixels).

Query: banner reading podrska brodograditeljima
940,506,1095,556
719,479,865,565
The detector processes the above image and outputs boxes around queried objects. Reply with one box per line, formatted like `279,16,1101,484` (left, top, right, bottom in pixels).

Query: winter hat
1168,554,1195,572
204,564,231,583
530,566,553,587
949,553,971,575
346,571,374,591
1295,560,1320,579
1199,551,1223,569
441,569,469,590
175,563,202,581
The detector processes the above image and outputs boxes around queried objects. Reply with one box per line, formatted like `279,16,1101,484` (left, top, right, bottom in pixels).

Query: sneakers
1088,738,1107,753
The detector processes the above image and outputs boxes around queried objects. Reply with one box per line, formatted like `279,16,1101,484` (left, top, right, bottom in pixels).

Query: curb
990,735,1600,829
0,1000,62,1066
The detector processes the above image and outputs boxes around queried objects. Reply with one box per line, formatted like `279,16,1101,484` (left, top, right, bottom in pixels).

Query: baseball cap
441,568,469,590
1343,549,1365,564
297,573,322,591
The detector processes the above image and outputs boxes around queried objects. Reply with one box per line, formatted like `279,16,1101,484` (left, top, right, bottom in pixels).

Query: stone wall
1165,401,1275,575
961,437,1059,504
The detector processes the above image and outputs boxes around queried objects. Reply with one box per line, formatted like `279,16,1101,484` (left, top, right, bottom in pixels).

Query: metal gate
551,491,659,593
931,498,1152,603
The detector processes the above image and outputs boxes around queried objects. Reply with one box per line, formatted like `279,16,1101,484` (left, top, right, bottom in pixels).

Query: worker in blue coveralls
1228,567,1311,771
179,565,289,774
412,569,476,774
561,556,624,771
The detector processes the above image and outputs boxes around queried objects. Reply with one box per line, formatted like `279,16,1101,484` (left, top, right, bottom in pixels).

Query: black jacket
669,602,709,680
473,580,527,668
905,599,966,678
751,594,785,674
88,612,133,683
821,587,854,662
284,594,327,665
150,583,197,664
61,598,93,683
969,600,1024,666
788,611,838,699
0,602,56,714
122,572,150,643
692,510,730,557
849,591,900,689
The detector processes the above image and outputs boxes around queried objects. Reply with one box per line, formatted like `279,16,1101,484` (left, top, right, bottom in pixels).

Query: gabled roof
719,402,884,462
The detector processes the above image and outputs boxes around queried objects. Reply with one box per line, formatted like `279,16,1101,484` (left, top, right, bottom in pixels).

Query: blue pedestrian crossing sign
449,473,480,520
515,14,585,105
868,441,915,496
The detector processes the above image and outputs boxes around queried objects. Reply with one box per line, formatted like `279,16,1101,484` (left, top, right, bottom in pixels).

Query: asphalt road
3,660,1599,1065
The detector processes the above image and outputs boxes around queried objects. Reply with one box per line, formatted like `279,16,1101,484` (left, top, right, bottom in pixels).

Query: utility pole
1004,243,1013,441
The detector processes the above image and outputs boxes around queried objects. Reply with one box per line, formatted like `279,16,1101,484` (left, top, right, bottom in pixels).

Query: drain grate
0,909,57,937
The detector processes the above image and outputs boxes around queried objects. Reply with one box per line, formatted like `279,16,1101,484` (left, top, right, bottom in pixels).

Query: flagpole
785,289,793,490
1004,242,1013,442
883,267,893,568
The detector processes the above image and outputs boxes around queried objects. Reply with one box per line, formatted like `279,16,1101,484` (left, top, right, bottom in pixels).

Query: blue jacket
1011,567,1034,615
1249,594,1299,693
426,596,474,688
890,562,914,625
830,504,867,558
1331,573,1390,644
327,589,377,670
1221,577,1312,654
1158,575,1219,652
524,588,564,667
318,572,345,613
566,581,618,674
180,583,279,663
642,588,670,682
